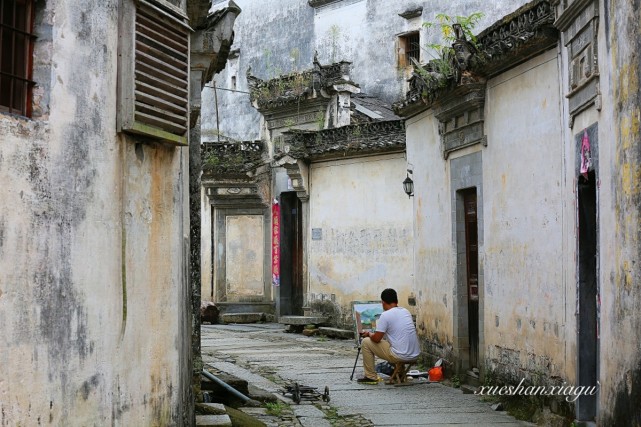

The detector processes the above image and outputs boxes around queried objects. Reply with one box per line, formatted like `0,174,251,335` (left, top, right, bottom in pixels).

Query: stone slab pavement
201,323,533,427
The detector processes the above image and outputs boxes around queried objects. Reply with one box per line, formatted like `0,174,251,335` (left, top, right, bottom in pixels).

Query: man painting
356,288,420,384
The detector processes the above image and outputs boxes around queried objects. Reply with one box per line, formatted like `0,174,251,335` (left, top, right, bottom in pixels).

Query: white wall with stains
203,0,531,143
482,48,570,381
406,49,571,383
308,153,414,320
0,0,191,424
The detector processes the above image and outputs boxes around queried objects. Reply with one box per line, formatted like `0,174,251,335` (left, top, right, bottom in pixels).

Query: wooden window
118,0,190,145
0,0,36,117
398,32,420,68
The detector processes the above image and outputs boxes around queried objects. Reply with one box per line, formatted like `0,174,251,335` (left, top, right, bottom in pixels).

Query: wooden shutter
118,0,191,145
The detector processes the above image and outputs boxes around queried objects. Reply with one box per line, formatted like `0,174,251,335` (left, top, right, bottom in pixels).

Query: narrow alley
201,323,530,426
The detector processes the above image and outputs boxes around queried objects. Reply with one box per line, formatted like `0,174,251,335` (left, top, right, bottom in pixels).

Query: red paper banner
272,201,280,286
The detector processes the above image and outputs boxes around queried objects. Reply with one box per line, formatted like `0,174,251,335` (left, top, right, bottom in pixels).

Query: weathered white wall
225,215,265,298
405,108,454,345
203,0,531,143
308,153,413,321
406,49,570,382
482,49,569,381
592,1,641,422
201,186,213,301
0,0,191,424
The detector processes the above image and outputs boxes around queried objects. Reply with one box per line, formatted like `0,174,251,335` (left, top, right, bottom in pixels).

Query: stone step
465,370,481,387
318,327,354,339
460,384,479,394
196,402,226,415
220,312,264,324
196,414,232,427
278,315,328,326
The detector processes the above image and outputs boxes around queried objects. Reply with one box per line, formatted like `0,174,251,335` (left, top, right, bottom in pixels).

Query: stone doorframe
450,151,485,377
203,177,273,312
274,156,311,314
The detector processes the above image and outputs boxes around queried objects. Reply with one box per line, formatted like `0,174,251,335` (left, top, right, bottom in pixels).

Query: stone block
220,312,264,324
279,315,328,325
318,327,354,339
196,402,227,415
195,414,232,427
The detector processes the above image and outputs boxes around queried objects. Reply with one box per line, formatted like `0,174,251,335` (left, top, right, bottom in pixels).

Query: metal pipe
201,370,251,403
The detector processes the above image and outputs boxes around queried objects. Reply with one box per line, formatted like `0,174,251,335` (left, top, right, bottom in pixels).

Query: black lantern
403,170,414,198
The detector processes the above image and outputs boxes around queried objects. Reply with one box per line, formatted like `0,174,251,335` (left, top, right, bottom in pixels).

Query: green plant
265,401,288,417
417,12,484,87
452,374,461,388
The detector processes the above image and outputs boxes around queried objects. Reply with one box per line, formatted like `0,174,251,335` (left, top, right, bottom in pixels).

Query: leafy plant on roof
415,12,484,92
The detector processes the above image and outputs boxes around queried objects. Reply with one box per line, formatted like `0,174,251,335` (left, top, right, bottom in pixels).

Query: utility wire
203,85,250,94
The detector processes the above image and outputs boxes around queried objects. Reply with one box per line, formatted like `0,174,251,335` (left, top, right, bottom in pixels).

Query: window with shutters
118,0,191,145
0,0,36,117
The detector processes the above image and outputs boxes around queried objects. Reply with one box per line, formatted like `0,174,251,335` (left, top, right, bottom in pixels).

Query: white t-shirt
376,306,420,360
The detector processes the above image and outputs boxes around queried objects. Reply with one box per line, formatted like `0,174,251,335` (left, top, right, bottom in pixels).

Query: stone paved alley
201,323,532,427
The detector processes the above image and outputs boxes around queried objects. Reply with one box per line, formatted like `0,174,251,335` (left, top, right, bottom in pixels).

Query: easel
349,301,383,381
349,338,362,381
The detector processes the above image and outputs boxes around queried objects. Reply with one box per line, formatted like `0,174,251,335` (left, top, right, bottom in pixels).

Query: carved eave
277,120,405,162
274,156,310,201
247,59,358,113
203,179,268,207
553,0,594,31
393,0,558,119
433,83,487,159
552,0,600,126
471,0,558,78
201,140,266,176
189,1,241,128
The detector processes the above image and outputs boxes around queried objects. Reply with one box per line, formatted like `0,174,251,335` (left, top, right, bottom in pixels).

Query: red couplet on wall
272,201,280,286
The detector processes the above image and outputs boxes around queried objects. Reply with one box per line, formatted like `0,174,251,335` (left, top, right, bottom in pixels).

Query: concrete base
196,414,232,427
220,312,264,324
279,315,328,326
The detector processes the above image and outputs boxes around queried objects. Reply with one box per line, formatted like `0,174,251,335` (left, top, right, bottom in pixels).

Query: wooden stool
387,359,417,384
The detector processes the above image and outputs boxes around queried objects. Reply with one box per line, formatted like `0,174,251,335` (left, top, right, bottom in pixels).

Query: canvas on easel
351,301,384,345
349,300,384,380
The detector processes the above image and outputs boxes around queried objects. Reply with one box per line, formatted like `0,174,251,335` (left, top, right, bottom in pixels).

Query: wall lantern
403,169,414,198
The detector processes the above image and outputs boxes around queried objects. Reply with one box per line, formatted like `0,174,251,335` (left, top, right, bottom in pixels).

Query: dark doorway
279,192,303,315
463,189,479,369
577,170,598,421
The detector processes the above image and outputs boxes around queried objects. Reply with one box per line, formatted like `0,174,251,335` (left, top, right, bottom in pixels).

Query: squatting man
357,288,420,384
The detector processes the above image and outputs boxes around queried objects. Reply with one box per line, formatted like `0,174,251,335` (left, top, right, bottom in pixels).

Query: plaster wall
201,186,214,301
405,109,455,352
307,153,413,324
595,0,641,423
0,0,190,424
203,0,531,143
482,49,569,382
406,50,571,382
225,215,265,297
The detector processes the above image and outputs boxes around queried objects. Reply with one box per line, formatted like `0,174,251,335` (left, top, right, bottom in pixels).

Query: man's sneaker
356,377,378,384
